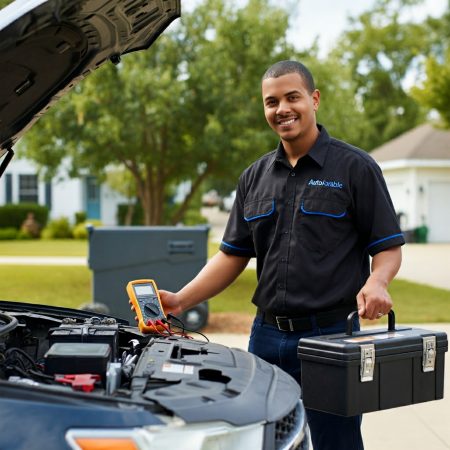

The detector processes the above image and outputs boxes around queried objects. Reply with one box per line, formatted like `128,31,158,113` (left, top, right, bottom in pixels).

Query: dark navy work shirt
220,125,405,315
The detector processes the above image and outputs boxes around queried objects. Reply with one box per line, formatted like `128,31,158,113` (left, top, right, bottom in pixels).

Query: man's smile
277,117,298,126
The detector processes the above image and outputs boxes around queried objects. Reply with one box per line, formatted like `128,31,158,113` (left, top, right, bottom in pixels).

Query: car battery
49,319,119,360
44,343,110,376
297,311,448,417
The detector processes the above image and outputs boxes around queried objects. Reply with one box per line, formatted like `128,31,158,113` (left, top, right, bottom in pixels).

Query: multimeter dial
143,301,161,317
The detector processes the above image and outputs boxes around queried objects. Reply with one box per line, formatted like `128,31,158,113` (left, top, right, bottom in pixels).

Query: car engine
0,301,309,450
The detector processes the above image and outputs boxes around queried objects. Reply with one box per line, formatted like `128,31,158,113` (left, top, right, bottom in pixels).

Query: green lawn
0,239,87,256
0,265,91,308
1,261,449,323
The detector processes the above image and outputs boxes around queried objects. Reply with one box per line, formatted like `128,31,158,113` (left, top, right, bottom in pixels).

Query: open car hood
0,0,180,158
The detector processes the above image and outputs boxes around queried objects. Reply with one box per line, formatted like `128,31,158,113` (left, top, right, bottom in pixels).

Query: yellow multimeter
126,279,166,333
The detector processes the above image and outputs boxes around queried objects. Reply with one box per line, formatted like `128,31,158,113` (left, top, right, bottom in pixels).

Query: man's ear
312,89,320,111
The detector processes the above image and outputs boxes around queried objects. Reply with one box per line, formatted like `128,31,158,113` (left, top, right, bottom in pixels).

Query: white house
0,156,128,225
370,123,450,243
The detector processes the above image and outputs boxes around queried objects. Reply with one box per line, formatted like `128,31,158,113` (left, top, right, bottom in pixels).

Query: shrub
0,227,18,240
17,230,33,240
72,220,102,239
74,211,87,225
0,203,49,229
41,217,73,239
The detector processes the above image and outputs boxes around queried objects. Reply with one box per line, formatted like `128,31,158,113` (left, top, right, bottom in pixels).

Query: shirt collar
269,124,330,170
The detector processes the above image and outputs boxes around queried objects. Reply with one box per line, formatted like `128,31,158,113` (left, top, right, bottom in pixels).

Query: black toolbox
297,311,448,417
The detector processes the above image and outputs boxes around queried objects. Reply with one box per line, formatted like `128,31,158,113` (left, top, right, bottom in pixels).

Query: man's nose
276,99,290,114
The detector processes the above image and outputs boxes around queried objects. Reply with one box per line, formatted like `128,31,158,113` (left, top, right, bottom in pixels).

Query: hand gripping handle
346,310,396,336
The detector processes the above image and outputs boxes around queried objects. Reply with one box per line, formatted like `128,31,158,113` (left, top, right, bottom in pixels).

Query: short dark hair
262,60,315,93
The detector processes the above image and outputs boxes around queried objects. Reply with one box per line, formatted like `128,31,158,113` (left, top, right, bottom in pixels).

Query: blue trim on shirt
221,241,253,252
300,201,347,219
367,233,404,249
244,200,275,222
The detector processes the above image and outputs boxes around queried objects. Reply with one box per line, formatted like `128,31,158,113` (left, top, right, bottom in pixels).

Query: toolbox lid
298,326,448,362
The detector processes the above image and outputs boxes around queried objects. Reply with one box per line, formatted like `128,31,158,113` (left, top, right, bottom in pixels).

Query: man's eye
288,95,300,101
266,100,277,107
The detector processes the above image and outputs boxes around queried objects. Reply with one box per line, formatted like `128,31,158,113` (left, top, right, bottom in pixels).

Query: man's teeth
279,118,296,125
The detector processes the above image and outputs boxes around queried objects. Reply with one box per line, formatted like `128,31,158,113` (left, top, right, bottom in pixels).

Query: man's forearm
176,251,250,311
357,246,402,319
370,246,402,286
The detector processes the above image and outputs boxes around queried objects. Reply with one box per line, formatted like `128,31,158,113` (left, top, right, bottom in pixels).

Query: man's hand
159,290,183,317
356,276,393,320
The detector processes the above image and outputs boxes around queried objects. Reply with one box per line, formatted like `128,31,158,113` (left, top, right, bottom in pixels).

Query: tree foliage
16,0,450,226
411,7,450,127
22,0,297,224
25,0,298,224
331,0,431,149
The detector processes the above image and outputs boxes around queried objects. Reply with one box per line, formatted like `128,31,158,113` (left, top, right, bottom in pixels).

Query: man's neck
281,127,320,167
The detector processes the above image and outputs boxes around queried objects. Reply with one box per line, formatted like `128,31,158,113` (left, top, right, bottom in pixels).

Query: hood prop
0,147,14,179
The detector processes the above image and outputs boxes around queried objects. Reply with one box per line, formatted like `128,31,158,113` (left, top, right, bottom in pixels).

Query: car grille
274,400,309,450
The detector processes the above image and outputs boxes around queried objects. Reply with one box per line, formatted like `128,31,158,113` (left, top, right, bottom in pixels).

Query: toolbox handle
346,310,396,335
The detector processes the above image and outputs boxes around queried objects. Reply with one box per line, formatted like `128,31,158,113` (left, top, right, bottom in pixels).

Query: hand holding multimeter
126,279,167,333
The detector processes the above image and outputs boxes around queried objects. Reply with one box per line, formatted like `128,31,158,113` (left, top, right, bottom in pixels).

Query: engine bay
0,301,301,429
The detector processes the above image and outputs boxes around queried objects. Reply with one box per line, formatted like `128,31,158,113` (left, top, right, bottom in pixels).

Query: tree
331,0,430,150
410,6,450,127
22,0,296,224
411,48,450,127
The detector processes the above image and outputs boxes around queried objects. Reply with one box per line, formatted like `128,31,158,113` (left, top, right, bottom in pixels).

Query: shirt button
277,283,284,289
290,172,296,177
280,258,287,262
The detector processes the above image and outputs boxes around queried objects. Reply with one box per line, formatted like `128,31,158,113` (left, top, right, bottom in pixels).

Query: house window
19,174,38,203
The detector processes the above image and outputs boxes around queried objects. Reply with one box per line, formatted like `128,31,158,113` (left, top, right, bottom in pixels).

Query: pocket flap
300,199,346,218
244,198,275,222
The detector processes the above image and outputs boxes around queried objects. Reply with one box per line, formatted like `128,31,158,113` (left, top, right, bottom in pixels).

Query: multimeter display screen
134,284,155,296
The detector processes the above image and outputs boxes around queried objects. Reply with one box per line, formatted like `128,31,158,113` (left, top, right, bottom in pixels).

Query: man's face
262,72,320,144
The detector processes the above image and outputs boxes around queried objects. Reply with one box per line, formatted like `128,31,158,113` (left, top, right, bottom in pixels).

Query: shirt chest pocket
298,198,351,253
244,198,276,234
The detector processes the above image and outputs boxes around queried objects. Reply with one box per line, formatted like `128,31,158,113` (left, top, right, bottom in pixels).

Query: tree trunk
124,202,135,226
170,167,212,225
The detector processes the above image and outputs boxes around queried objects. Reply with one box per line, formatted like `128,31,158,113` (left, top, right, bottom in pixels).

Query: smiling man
160,60,404,450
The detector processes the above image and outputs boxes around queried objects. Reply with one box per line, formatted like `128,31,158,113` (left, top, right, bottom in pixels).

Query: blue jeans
248,314,364,450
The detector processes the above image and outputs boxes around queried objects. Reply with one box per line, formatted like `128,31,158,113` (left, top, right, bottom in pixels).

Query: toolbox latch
422,336,436,372
360,344,375,382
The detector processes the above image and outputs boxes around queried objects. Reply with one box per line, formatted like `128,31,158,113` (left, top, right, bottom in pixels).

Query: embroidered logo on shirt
308,179,344,189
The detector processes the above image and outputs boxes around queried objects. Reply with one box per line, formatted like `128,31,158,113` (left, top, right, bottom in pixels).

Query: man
160,60,404,450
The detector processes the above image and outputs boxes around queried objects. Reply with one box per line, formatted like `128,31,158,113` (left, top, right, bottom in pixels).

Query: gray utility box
88,225,209,330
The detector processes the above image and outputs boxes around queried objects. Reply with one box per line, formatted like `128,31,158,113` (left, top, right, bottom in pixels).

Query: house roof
370,123,450,162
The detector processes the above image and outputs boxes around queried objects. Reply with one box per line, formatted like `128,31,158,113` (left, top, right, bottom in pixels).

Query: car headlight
66,420,264,450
